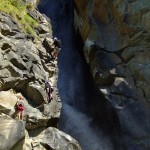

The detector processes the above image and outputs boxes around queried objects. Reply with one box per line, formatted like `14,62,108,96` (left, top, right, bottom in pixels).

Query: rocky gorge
0,0,150,150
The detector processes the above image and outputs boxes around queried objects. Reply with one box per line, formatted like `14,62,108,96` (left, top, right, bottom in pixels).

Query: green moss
0,0,38,38
24,14,37,27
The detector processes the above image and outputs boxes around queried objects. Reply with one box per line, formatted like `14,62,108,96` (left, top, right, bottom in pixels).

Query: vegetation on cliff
0,0,38,36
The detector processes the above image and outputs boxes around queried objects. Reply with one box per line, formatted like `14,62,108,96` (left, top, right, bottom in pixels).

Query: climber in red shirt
16,97,25,120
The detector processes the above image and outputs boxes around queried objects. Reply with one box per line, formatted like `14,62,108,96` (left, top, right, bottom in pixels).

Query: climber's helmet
54,37,57,41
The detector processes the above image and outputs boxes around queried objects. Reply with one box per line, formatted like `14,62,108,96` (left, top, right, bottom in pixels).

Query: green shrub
0,0,38,37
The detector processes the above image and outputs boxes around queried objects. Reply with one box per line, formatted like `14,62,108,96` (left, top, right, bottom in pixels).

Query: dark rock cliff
74,0,150,149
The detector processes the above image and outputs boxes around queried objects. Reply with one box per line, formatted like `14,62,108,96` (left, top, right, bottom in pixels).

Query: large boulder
33,127,82,150
0,90,17,116
0,114,25,150
0,89,60,130
12,127,82,150
11,130,46,150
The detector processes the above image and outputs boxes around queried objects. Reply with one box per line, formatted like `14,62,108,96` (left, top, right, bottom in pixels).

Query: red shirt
17,105,24,111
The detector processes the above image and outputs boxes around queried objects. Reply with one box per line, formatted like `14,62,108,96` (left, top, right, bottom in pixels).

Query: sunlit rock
33,127,82,150
0,114,25,150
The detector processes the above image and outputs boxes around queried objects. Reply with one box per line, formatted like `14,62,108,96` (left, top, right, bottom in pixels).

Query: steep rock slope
0,1,81,149
74,0,150,149
0,10,61,118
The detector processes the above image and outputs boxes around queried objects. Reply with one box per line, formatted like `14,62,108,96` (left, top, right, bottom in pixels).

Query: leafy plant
0,0,38,38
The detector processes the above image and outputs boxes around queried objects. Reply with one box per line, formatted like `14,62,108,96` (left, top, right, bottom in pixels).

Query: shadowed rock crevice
1,43,12,50
1,29,17,36
10,58,27,70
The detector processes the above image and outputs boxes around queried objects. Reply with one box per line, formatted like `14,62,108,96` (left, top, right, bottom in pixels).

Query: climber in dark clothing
52,37,61,61
44,80,54,103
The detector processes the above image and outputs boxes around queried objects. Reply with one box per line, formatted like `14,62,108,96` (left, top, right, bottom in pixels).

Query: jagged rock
74,0,150,102
12,127,81,150
33,127,82,150
28,9,52,38
89,46,122,86
11,130,46,150
0,89,60,131
37,24,50,34
112,77,137,98
26,81,46,105
43,37,54,53
0,114,25,150
0,90,18,116
0,13,19,36
24,0,37,6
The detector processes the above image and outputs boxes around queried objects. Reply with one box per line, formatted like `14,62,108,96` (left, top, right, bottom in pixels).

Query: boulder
11,130,46,150
0,114,25,150
43,37,54,53
33,127,82,150
0,90,18,116
0,89,60,130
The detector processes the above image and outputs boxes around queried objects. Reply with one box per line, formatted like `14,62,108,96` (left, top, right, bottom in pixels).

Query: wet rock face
74,0,150,109
33,127,82,150
74,0,150,149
